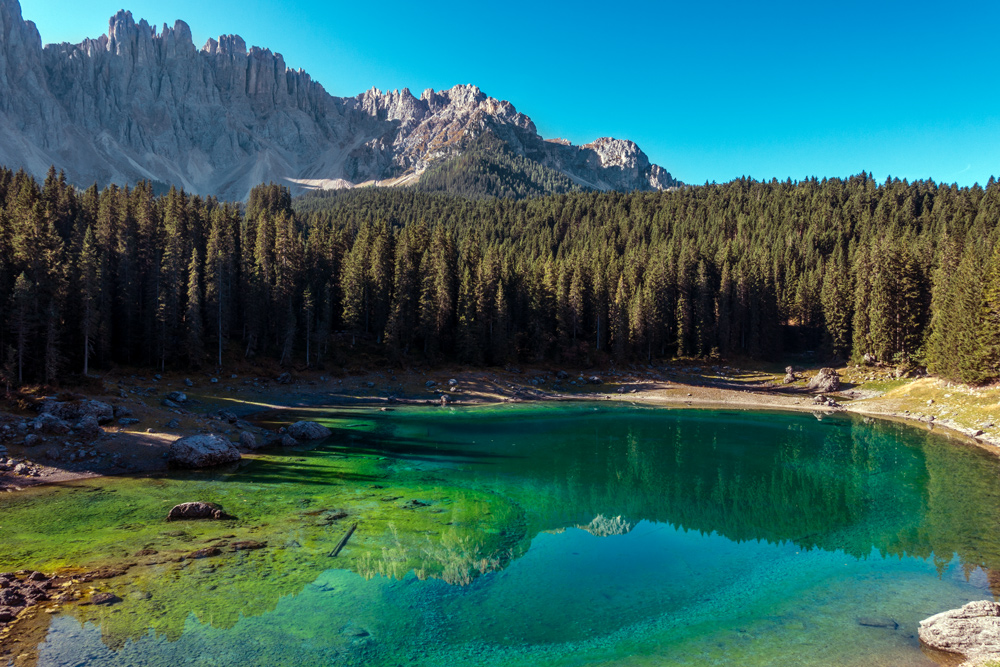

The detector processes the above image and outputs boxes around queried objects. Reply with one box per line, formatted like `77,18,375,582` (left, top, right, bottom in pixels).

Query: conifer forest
1,165,999,386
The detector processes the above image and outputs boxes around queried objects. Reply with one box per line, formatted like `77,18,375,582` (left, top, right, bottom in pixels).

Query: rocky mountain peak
202,34,247,57
0,0,679,199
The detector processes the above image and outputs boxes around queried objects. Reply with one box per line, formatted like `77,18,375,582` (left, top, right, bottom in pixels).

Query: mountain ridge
0,0,679,200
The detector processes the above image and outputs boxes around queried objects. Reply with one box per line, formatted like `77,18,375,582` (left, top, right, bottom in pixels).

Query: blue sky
19,0,1000,186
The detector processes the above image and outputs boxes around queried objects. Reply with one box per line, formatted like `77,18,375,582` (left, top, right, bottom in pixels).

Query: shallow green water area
7,403,1000,666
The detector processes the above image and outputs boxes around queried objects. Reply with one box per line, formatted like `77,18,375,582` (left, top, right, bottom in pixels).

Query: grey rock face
167,434,240,467
919,600,1000,663
0,1,677,200
287,421,332,440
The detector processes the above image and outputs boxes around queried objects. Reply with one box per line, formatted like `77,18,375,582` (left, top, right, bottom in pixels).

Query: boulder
166,391,187,403
275,372,292,384
34,413,71,435
807,368,841,393
167,434,241,468
919,600,1000,663
238,431,259,449
75,414,101,440
265,434,299,448
39,399,113,424
287,421,332,440
167,501,232,521
217,410,238,423
587,376,603,385
0,589,25,608
23,434,42,447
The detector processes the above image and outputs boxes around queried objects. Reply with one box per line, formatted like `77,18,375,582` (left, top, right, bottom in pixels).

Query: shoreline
2,365,998,493
1,365,997,667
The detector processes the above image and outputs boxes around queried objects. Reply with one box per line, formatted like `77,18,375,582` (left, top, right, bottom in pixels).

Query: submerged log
330,523,358,558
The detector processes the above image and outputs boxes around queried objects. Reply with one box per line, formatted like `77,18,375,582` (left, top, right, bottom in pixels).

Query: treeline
1,166,999,385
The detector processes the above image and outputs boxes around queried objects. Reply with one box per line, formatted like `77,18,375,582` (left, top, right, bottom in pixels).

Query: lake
3,403,998,666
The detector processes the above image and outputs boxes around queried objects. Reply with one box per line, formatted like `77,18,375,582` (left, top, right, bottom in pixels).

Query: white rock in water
919,600,1000,663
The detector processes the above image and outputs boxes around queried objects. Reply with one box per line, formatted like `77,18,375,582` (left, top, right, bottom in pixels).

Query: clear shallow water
6,404,1000,666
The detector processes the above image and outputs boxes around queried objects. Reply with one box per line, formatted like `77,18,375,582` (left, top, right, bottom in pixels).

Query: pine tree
303,286,315,366
79,226,100,376
820,248,853,359
10,272,34,384
185,246,204,365
205,206,235,368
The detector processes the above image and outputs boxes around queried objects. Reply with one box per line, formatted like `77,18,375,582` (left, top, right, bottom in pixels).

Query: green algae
7,403,1000,666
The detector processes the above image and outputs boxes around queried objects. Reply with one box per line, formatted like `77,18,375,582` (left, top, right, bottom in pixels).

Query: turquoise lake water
6,403,1000,666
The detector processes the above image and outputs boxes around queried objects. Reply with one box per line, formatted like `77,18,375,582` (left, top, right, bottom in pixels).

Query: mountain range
0,0,679,200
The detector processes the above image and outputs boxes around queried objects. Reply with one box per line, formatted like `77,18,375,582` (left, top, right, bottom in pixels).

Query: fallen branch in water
330,523,358,557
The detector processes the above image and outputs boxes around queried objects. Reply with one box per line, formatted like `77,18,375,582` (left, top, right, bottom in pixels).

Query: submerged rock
287,421,332,440
919,600,1000,663
231,540,266,551
186,547,222,559
168,434,241,468
167,501,232,521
